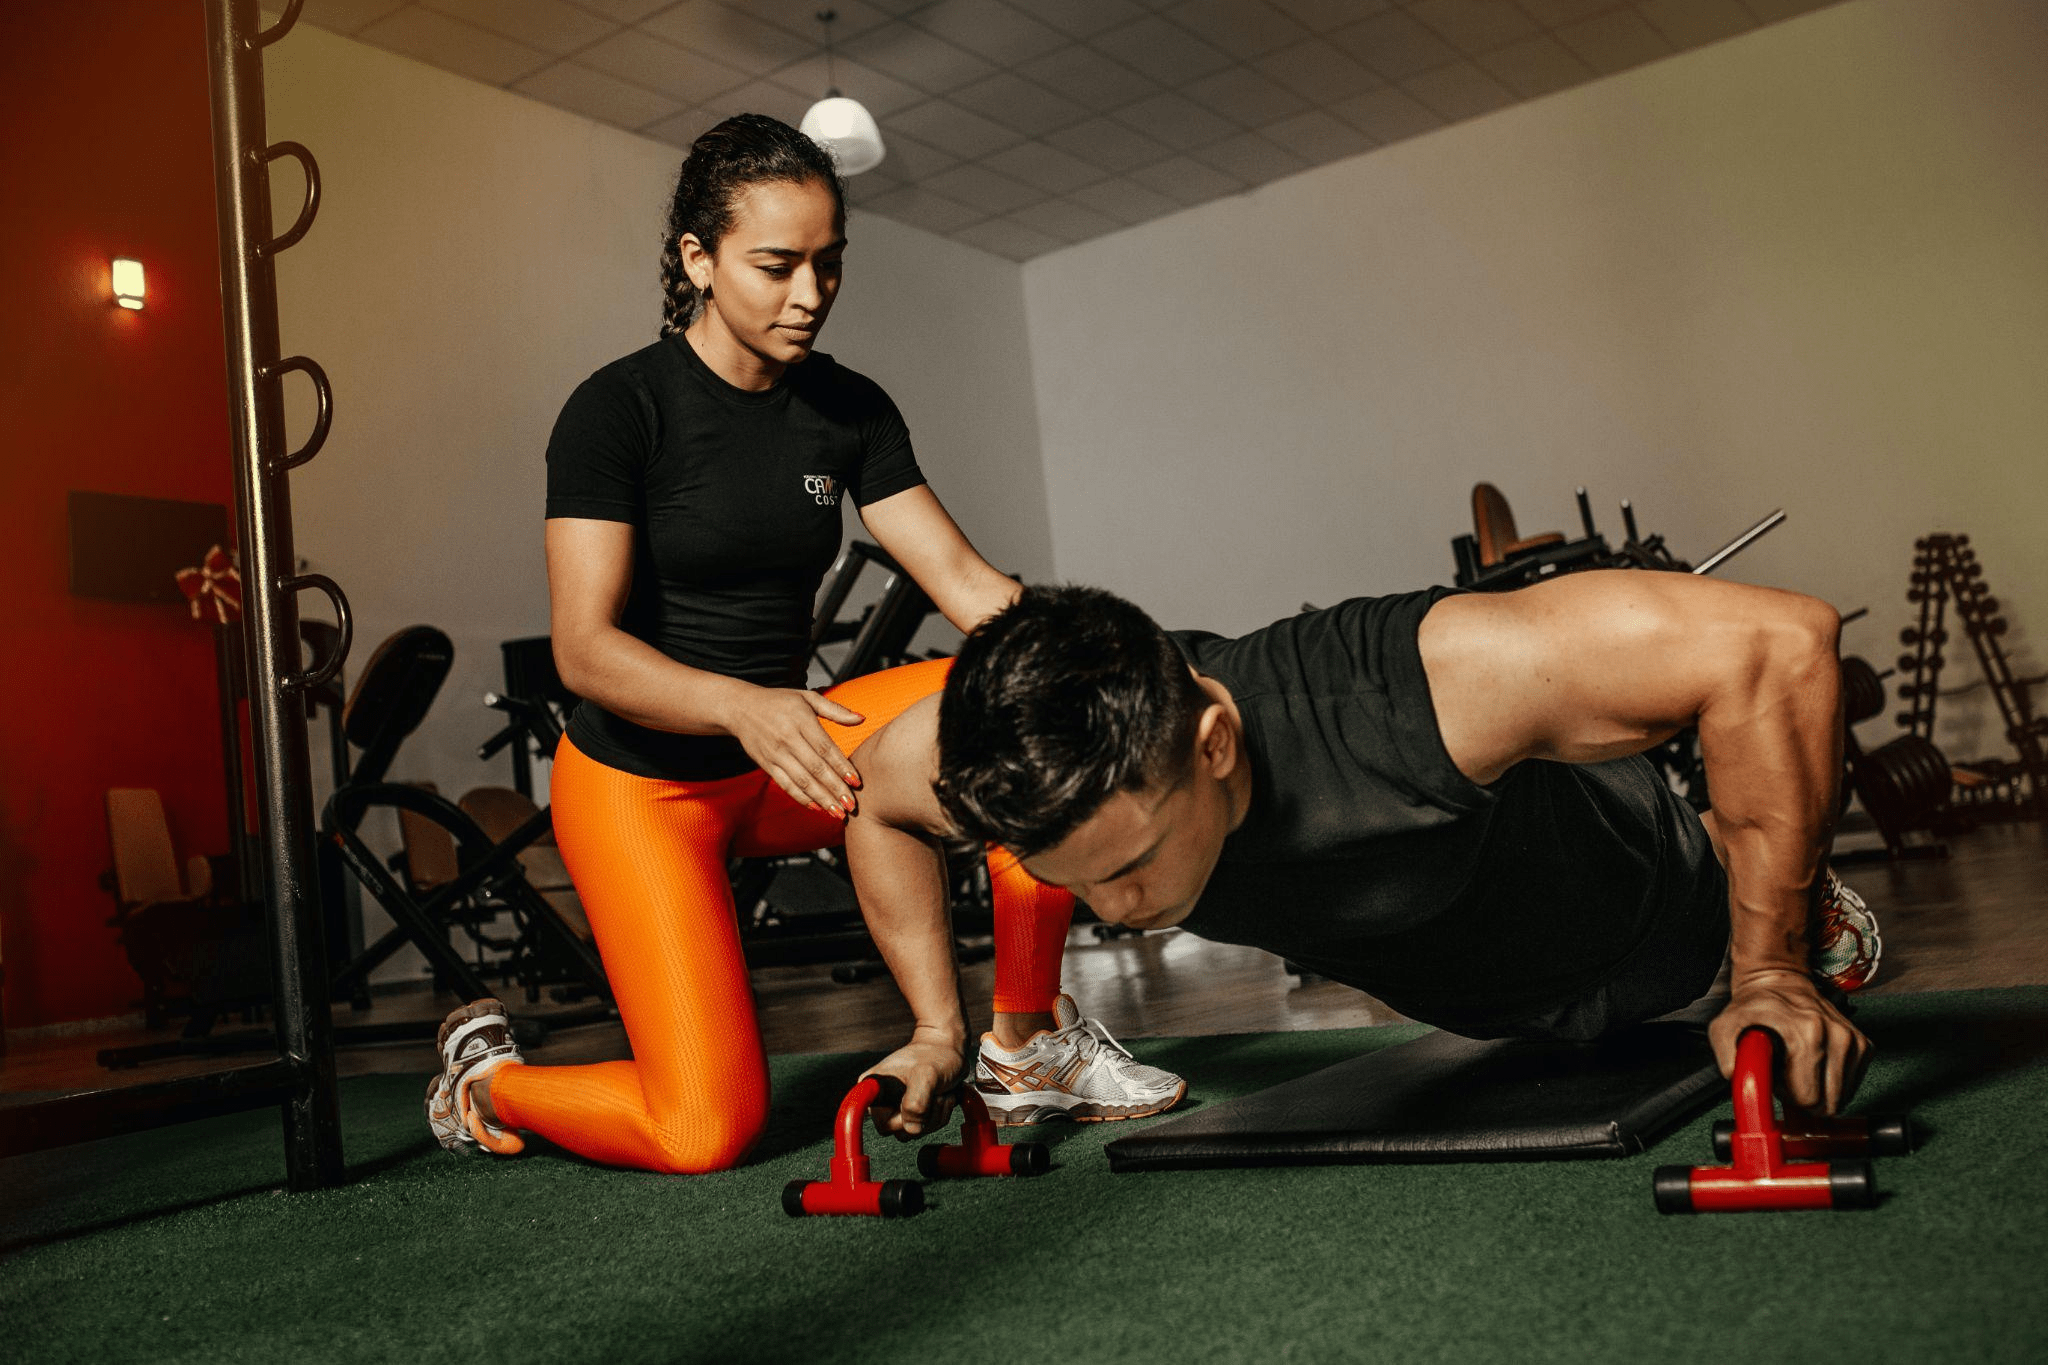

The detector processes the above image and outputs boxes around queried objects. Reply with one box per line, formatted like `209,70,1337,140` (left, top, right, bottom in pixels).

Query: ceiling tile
1068,176,1182,225
844,166,906,201
1018,44,1160,111
1112,90,1243,152
1192,129,1308,186
356,6,553,84
297,0,410,35
700,77,815,127
1252,38,1385,102
1264,0,1393,32
1552,8,1672,75
911,0,1070,65
1183,65,1312,127
952,217,1064,261
948,71,1092,138
1007,197,1124,242
1633,0,1758,50
1514,0,1629,25
1091,15,1234,86
1330,85,1444,143
1163,0,1311,58
775,53,928,116
923,162,1043,215
1405,0,1540,56
1029,0,1150,40
640,106,725,148
1130,154,1244,206
864,0,941,14
745,0,895,44
1744,0,1847,19
1475,32,1594,98
577,29,749,102
860,185,988,234
640,2,815,77
421,0,615,55
514,61,684,127
888,99,1028,158
1401,61,1515,122
563,0,672,20
1042,116,1176,174
869,130,960,180
843,21,999,93
1259,108,1378,163
1329,9,1459,81
981,139,1109,194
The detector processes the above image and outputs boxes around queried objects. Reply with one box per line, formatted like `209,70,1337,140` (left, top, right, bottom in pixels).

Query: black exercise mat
1105,1021,1724,1171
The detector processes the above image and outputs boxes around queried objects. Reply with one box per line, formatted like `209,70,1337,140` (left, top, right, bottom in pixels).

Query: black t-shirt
545,335,926,780
1174,588,1722,1029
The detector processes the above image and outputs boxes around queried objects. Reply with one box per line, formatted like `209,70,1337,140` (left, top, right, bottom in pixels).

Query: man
845,571,1879,1136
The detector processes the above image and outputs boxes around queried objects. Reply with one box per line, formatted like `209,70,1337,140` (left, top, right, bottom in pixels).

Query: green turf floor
4,987,2045,1365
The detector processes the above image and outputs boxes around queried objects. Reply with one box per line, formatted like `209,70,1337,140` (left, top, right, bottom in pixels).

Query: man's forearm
844,813,969,1046
1695,603,1844,983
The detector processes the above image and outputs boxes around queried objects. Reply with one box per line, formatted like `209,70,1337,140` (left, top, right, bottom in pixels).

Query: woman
425,115,1183,1172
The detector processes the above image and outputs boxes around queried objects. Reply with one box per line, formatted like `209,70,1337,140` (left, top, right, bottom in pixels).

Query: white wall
263,27,1044,978
1022,0,2048,762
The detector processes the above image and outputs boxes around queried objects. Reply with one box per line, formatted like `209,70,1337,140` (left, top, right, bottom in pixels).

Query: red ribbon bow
175,544,242,623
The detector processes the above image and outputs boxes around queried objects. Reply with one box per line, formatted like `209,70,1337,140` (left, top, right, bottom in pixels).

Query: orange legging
487,658,1073,1173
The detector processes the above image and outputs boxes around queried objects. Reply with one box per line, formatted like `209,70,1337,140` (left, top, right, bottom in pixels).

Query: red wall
0,1,236,1027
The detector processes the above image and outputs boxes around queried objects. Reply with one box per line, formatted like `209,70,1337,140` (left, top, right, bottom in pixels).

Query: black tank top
1174,588,1720,1027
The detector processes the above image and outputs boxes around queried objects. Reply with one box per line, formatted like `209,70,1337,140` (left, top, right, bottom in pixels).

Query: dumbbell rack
1895,535,2044,820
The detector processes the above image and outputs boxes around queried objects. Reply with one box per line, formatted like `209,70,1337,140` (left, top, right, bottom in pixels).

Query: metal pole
1692,509,1787,578
202,0,344,1190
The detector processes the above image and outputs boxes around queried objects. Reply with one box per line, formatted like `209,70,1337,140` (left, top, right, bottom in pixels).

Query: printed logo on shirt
803,475,840,506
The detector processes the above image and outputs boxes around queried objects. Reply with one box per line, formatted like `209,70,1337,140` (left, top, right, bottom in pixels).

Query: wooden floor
5,820,2044,1097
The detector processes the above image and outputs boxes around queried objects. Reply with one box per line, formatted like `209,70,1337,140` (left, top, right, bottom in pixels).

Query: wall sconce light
112,257,145,310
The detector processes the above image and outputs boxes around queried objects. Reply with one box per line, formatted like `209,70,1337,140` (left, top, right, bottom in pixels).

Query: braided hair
658,113,848,338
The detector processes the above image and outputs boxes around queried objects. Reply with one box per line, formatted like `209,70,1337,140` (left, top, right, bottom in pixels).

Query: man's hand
862,1026,970,1138
1708,968,1871,1114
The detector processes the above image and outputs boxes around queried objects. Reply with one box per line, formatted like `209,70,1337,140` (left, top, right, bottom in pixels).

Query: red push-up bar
918,1088,1050,1179
783,1075,924,1218
783,1077,1052,1218
1654,1028,1889,1214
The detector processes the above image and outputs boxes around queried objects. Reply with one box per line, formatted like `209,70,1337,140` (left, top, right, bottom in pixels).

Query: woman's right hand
722,684,866,815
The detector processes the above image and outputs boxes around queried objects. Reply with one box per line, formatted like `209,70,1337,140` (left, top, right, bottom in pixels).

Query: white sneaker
426,998,526,1155
972,993,1187,1125
1814,869,1882,993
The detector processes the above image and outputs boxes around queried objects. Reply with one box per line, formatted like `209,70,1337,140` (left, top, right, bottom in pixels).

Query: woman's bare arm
859,486,1021,635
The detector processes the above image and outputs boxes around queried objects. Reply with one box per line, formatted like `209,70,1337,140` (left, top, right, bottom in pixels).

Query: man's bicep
1421,572,1725,781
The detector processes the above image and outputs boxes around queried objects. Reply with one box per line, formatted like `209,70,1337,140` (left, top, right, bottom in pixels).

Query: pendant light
798,9,884,175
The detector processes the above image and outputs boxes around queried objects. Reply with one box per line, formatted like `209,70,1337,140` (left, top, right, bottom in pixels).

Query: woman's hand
720,684,865,815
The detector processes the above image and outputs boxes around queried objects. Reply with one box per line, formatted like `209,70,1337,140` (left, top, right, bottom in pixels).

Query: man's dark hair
936,585,1209,855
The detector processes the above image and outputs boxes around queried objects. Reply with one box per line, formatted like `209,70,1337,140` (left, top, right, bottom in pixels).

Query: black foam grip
1010,1141,1050,1176
1829,1160,1877,1210
782,1180,812,1217
878,1179,925,1218
1652,1166,1696,1215
1868,1115,1914,1156
916,1144,944,1179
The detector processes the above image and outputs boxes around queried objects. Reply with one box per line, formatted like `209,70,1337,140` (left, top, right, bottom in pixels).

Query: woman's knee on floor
643,1093,769,1174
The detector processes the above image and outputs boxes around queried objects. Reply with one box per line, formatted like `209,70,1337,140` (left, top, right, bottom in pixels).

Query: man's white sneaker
1814,869,1882,993
972,993,1187,1125
426,998,526,1155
